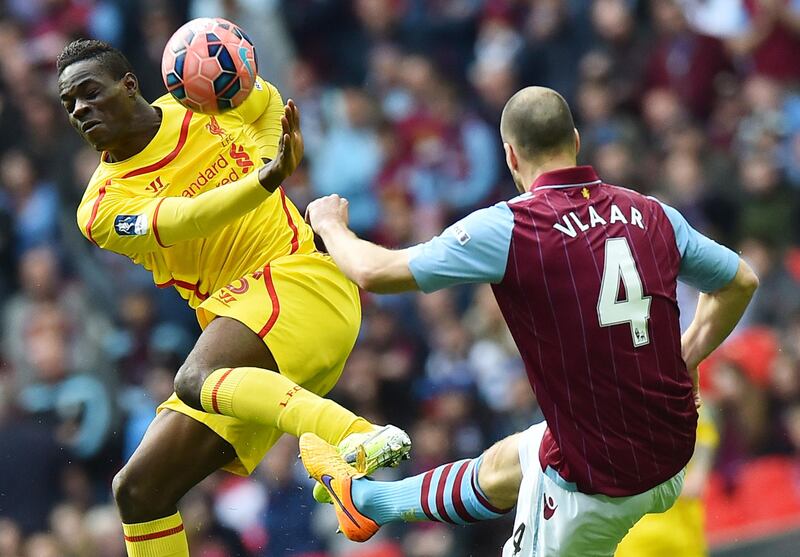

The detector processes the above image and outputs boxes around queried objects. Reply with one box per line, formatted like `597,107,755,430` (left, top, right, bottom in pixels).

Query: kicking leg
353,433,522,523
173,316,373,445
300,433,522,542
478,432,525,509
113,410,236,556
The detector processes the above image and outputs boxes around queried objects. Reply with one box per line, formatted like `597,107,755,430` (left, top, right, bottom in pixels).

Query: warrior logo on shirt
145,176,167,194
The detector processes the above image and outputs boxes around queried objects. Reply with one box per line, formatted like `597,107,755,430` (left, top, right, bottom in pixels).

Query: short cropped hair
56,39,133,79
500,87,576,160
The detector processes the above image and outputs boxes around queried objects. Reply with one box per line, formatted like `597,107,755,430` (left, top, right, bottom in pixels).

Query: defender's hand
689,367,702,409
258,100,304,192
305,194,350,235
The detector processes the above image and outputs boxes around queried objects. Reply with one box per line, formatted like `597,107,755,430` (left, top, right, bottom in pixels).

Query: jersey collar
530,165,602,193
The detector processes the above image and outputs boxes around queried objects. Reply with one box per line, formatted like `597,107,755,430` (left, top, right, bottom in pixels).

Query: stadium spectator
645,0,731,118
0,151,60,257
309,88,383,235
725,0,800,82
2,247,109,387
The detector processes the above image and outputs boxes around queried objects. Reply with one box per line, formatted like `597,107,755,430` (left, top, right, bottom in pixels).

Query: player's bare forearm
681,259,758,371
306,195,419,293
317,221,418,293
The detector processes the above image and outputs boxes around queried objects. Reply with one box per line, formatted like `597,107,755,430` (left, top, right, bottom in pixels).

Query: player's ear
574,128,581,157
122,72,138,98
504,142,518,173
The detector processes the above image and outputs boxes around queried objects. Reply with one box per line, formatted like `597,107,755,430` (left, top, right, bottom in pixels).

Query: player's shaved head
500,87,576,162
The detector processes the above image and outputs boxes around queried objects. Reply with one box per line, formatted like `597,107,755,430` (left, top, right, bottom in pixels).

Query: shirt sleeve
77,186,163,256
234,76,284,161
77,170,272,255
656,200,739,292
407,203,514,293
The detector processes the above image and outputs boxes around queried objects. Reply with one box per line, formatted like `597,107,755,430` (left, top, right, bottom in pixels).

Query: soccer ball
161,17,258,114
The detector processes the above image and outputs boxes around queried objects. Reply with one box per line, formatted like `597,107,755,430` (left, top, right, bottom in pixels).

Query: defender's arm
681,259,758,370
658,200,758,403
311,210,419,294
307,195,513,294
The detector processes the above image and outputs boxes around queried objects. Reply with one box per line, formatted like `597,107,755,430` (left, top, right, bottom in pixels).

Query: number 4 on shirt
597,237,652,347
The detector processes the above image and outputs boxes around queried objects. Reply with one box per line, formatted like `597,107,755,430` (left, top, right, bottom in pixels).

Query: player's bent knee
113,465,179,522
113,469,154,520
173,362,209,410
478,435,523,509
113,468,146,511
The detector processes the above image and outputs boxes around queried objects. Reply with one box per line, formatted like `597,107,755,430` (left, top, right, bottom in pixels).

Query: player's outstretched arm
306,195,420,294
681,259,758,373
308,197,511,294
152,101,302,245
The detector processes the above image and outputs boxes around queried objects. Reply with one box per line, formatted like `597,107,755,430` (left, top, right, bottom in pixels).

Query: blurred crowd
0,0,800,556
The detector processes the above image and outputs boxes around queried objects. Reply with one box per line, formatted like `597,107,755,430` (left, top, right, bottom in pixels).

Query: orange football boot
299,433,380,542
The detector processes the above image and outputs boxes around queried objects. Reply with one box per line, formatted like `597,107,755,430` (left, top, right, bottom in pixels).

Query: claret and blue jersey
407,166,739,497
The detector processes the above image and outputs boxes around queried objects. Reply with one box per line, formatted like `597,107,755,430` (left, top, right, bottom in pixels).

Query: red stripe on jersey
420,470,438,522
279,187,299,254
258,265,281,338
451,460,478,523
155,278,209,301
85,180,109,246
121,110,193,178
152,198,169,247
124,523,184,543
211,368,234,414
434,463,457,524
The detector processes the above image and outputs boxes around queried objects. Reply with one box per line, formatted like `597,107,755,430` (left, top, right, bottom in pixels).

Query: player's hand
258,99,304,192
681,468,706,499
689,367,702,409
305,194,350,235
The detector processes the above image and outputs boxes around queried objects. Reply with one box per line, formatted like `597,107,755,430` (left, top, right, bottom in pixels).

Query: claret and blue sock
350,456,511,525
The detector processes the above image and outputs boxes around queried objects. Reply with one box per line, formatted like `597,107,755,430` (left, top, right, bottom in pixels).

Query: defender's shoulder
603,183,650,202
604,185,667,215
507,192,534,205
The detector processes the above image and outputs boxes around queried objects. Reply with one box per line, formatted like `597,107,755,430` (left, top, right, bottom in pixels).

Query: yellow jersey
76,78,314,308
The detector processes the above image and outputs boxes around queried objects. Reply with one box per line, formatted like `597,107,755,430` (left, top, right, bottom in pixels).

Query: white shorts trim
502,422,684,557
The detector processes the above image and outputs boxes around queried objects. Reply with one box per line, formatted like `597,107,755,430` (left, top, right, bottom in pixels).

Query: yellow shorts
615,498,707,557
158,252,361,476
